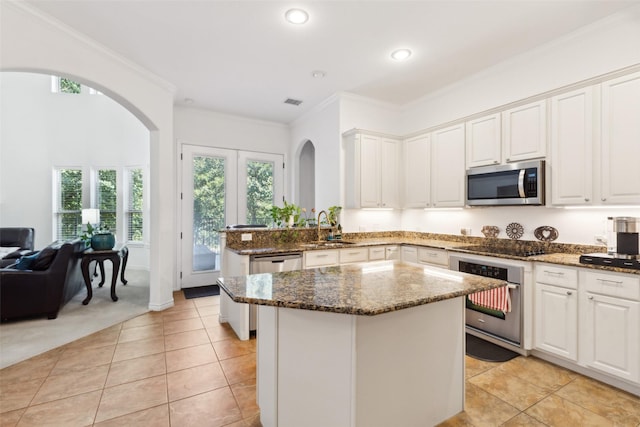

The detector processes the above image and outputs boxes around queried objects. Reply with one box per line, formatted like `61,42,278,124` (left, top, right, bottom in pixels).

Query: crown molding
5,1,176,94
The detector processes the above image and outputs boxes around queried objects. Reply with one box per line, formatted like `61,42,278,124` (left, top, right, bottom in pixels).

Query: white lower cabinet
339,247,368,264
534,264,640,387
401,246,418,264
535,283,578,361
417,247,448,267
534,264,578,361
368,246,386,261
385,246,399,260
304,250,340,268
579,270,640,383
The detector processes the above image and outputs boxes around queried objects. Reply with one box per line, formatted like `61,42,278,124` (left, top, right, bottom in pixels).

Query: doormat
183,285,220,299
466,333,519,362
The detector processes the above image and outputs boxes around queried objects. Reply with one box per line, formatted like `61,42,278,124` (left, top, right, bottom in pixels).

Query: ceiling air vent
284,98,303,106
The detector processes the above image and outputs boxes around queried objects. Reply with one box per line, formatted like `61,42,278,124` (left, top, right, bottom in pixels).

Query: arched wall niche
295,139,316,214
1,1,176,311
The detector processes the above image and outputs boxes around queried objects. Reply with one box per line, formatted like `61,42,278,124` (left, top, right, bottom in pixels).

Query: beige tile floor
1,291,639,426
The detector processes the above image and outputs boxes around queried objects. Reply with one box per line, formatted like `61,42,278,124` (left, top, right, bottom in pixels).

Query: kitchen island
218,261,506,427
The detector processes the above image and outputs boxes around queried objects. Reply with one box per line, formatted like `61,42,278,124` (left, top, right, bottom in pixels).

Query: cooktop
456,245,547,258
579,253,640,270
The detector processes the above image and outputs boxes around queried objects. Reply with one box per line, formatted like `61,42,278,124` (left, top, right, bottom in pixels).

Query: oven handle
518,169,526,198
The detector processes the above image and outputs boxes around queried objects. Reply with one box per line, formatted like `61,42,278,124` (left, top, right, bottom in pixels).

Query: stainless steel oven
449,255,524,351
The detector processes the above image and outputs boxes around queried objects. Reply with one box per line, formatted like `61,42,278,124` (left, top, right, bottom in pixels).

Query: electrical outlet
241,233,252,241
594,235,607,246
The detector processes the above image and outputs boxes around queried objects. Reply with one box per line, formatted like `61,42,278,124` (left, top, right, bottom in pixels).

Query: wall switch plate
241,233,252,241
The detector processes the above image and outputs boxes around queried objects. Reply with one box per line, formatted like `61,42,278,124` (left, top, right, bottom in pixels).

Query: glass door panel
181,145,237,287
238,152,283,226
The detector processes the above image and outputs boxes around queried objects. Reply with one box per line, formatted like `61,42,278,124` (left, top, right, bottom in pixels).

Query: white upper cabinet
502,100,547,162
550,86,594,206
431,124,465,207
466,113,501,168
600,71,640,204
345,131,400,209
403,134,431,208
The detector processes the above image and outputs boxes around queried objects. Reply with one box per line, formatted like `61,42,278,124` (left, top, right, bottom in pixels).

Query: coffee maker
580,216,640,270
612,216,639,257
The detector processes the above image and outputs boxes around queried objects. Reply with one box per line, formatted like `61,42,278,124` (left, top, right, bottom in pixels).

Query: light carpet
0,269,150,369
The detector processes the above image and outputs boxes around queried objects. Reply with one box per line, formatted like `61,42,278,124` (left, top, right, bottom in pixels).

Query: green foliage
328,206,342,226
270,200,305,227
79,222,111,245
98,169,117,232
60,77,81,94
59,169,83,240
246,160,274,224
128,169,144,241
193,156,225,249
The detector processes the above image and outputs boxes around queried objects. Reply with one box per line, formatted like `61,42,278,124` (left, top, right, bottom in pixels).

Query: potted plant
328,206,342,227
80,223,115,250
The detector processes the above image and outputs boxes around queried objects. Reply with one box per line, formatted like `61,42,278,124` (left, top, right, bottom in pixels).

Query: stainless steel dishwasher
249,252,303,330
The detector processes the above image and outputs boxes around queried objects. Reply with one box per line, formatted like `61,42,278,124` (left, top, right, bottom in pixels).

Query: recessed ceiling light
311,70,326,78
285,8,309,24
390,48,412,61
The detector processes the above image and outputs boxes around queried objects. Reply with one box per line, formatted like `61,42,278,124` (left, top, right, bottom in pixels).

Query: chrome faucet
317,210,330,241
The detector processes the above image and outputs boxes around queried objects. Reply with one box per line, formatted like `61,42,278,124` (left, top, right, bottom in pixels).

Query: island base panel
257,298,465,427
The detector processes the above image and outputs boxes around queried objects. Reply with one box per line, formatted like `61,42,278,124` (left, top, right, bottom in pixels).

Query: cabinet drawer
304,250,339,268
386,246,399,260
340,248,368,264
402,246,418,264
535,264,577,289
368,246,386,261
417,248,448,266
582,271,640,301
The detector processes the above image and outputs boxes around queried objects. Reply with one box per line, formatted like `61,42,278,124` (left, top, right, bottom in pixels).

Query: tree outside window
127,168,144,242
56,169,83,240
60,77,81,94
246,160,274,225
97,169,117,232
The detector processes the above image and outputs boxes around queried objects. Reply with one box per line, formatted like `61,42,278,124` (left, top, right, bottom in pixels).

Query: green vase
91,232,115,250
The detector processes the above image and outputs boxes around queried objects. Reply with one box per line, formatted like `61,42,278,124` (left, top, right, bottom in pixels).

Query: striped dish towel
469,286,511,313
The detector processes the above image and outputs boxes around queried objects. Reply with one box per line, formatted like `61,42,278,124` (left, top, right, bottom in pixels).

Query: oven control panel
458,261,508,280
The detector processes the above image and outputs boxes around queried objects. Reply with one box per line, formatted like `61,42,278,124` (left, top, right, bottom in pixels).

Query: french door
180,144,283,288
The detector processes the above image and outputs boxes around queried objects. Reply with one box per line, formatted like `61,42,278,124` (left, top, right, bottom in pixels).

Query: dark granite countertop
226,236,639,275
217,261,506,315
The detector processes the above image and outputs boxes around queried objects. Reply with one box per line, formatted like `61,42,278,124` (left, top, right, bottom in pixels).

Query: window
55,168,83,240
97,169,117,232
126,168,144,242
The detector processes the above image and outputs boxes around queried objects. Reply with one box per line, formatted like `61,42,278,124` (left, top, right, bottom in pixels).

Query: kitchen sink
299,241,355,248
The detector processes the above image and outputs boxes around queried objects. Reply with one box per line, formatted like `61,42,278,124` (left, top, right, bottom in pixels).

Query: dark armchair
0,227,35,268
0,239,86,320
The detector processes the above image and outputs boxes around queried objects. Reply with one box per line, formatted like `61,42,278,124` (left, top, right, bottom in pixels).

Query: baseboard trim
148,300,174,311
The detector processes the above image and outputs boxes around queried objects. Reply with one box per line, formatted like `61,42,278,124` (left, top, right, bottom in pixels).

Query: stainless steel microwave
466,160,545,206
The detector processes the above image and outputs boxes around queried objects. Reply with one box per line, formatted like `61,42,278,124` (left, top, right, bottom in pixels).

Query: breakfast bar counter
218,261,506,427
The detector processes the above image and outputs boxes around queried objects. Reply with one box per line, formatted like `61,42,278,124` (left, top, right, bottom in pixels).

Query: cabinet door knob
494,160,499,164
588,296,594,300
601,198,606,202
506,158,510,162
566,291,573,296
585,198,590,202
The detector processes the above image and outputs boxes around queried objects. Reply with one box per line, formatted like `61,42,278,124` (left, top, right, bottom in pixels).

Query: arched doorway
1,0,176,313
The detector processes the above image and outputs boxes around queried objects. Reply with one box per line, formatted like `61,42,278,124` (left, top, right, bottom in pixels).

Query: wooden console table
81,245,129,304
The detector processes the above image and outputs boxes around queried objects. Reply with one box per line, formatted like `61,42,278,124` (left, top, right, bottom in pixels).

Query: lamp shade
82,208,100,225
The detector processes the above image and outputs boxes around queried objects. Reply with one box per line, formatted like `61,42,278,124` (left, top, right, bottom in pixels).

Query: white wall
174,106,290,154
0,72,150,267
401,5,640,133
1,2,176,310
290,97,341,212
342,5,640,244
